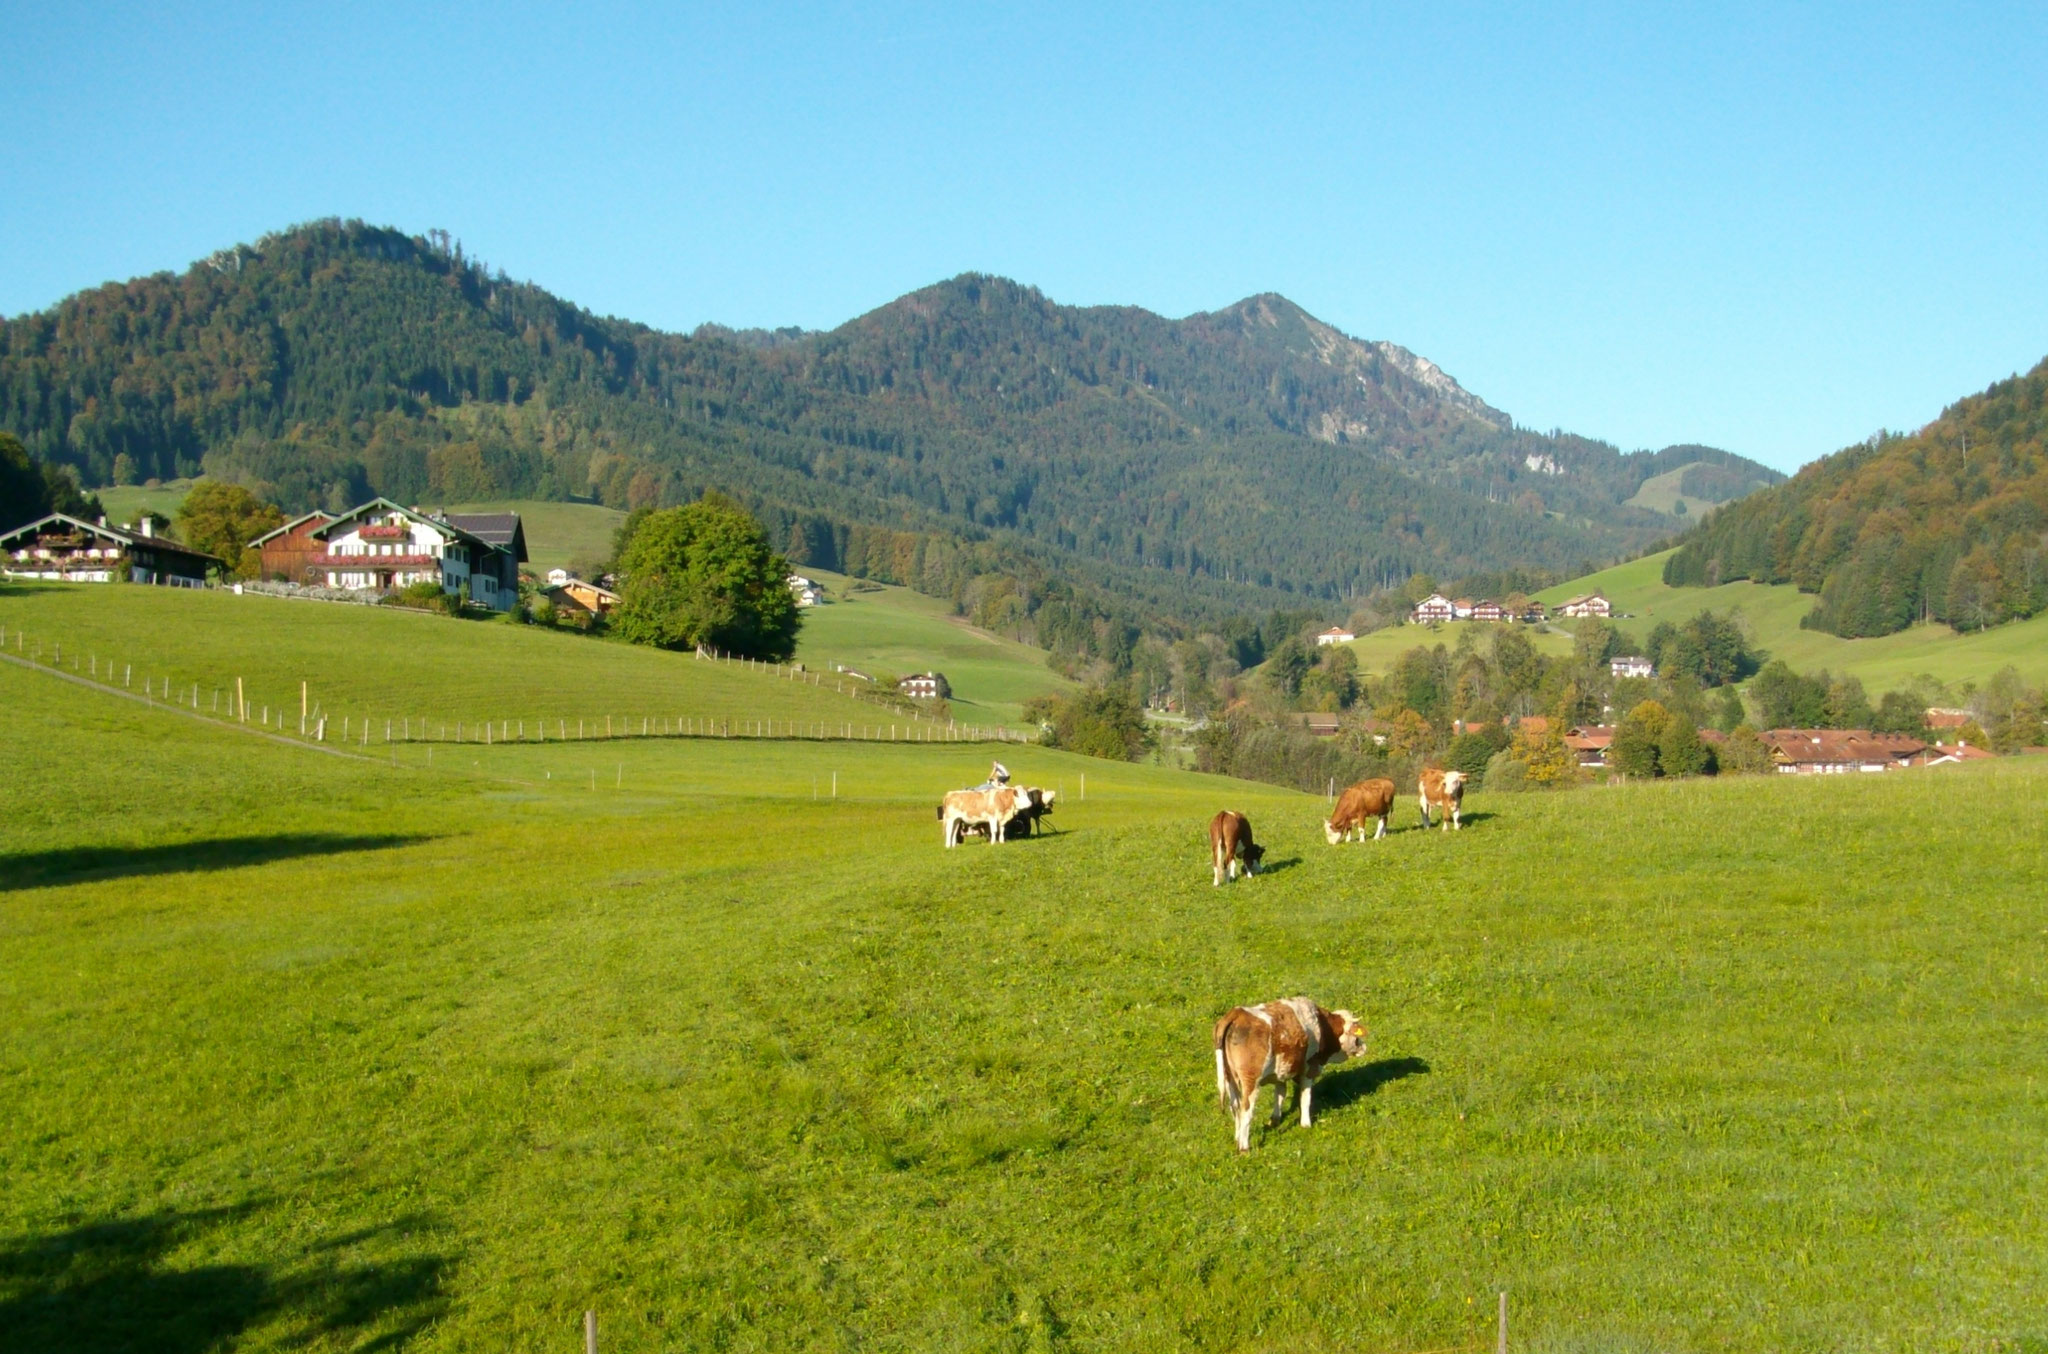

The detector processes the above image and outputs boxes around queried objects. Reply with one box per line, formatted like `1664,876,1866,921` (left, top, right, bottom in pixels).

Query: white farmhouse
306,499,525,611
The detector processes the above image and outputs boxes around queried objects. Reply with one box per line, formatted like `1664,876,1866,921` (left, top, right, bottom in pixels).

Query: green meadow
3,589,2045,1352
0,584,989,742
1539,551,2048,690
792,569,1073,727
444,499,626,577
1338,620,1576,676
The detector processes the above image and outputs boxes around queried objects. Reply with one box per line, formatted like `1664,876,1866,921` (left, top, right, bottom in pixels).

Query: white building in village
305,499,525,611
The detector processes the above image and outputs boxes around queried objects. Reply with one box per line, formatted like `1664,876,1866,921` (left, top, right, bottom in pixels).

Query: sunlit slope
792,568,1074,726
0,582,957,737
3,660,2044,1350
1337,618,1575,675
1540,550,2048,688
444,498,625,576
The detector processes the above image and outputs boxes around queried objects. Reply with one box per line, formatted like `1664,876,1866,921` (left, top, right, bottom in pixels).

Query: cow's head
1243,841,1265,873
1322,818,1344,846
1332,1011,1369,1060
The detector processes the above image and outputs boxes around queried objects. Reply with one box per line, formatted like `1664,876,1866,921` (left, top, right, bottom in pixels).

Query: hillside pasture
793,568,1074,726
0,583,989,743
3,654,2045,1351
1539,550,2048,689
1338,618,1575,675
443,498,625,577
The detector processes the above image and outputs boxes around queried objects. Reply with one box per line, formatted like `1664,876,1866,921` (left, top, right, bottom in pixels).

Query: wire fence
0,622,1032,750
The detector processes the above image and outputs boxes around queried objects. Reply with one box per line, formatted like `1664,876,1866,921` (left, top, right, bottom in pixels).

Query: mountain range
1,219,1782,622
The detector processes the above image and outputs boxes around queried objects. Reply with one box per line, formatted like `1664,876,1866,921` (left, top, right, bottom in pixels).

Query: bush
613,498,800,659
1483,748,1529,792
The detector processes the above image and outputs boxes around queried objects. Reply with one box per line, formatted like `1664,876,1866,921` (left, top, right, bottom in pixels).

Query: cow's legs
1418,796,1432,829
1299,1076,1315,1127
1451,804,1462,831
1373,815,1386,840
1269,1081,1288,1126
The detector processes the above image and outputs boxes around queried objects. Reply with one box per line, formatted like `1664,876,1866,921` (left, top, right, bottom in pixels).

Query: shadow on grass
0,1206,451,1354
2,833,435,892
1315,1056,1431,1113
1410,811,1494,833
1253,856,1303,875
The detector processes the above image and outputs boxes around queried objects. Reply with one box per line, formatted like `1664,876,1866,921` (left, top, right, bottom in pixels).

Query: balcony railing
311,554,440,568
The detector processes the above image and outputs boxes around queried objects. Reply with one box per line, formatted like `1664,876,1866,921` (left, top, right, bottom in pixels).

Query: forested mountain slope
1664,358,2048,636
1,220,1777,619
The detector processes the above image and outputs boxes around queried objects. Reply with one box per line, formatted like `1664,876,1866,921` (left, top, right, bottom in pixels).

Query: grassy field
443,499,625,577
94,478,201,525
0,583,997,742
1337,619,1577,675
1537,551,2048,690
4,639,2046,1350
793,569,1073,727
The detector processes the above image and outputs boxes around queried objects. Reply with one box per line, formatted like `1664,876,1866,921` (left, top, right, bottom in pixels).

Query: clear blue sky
4,2,2044,472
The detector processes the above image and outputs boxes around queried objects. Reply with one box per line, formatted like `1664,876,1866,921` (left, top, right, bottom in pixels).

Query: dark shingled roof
442,513,528,562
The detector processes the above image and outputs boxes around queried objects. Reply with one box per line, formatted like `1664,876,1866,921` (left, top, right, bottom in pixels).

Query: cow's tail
1214,1013,1242,1116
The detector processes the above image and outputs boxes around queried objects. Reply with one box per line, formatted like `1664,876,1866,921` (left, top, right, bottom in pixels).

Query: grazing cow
1208,810,1265,885
1418,768,1466,832
1324,777,1397,845
939,785,1026,847
953,788,1057,842
1213,997,1369,1153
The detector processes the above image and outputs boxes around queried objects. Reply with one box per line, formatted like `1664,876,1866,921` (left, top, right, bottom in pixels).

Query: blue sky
3,2,2043,472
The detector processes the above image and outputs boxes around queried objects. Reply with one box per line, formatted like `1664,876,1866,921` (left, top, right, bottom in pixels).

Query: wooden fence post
1497,1291,1507,1354
585,1309,597,1354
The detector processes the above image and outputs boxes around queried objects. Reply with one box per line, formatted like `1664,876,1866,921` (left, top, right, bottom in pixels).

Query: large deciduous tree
613,497,801,660
176,481,284,578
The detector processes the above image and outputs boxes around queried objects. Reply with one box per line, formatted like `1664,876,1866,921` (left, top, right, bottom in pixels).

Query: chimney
97,515,107,528
138,518,154,538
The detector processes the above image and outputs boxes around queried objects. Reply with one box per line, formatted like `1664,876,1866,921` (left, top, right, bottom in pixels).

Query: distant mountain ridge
0,219,1780,621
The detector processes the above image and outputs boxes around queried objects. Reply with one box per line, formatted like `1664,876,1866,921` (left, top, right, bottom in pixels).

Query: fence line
0,622,1031,749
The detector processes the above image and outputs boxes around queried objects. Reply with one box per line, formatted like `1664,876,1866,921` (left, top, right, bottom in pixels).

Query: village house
1314,626,1355,646
1294,712,1342,738
546,568,570,586
1469,599,1508,622
1518,600,1548,623
1558,592,1612,619
1761,729,1925,774
1412,593,1456,623
1923,708,1973,731
900,672,950,700
1,513,219,586
1564,725,1615,766
248,510,336,581
542,575,620,621
1610,655,1655,680
299,499,524,611
788,574,825,607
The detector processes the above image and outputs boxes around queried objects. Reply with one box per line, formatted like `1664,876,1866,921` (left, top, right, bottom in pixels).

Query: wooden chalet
248,510,336,581
1,513,219,586
901,672,950,699
1314,626,1356,645
542,576,620,620
1610,655,1655,679
1469,599,1508,622
1558,592,1612,619
1761,729,1924,774
1563,725,1615,766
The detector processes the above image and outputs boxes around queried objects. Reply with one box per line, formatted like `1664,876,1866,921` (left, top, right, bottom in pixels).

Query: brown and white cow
1324,777,1397,845
1213,997,1369,1153
952,788,1057,842
939,785,1026,847
1208,810,1265,885
1418,768,1466,831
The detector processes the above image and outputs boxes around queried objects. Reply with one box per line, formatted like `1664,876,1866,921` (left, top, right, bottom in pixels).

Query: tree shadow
0,1206,451,1354
1315,1056,1432,1113
2,833,436,892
